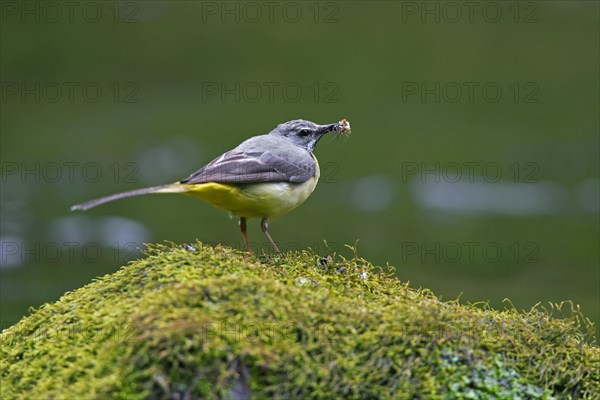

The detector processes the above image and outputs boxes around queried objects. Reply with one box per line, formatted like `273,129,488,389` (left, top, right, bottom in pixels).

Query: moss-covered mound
1,243,598,399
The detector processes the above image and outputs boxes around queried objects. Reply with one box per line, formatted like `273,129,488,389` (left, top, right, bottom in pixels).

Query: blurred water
411,180,573,216
576,179,600,213
351,175,396,212
135,136,202,184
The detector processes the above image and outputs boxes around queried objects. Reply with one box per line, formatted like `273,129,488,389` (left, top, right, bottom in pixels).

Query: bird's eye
298,129,311,136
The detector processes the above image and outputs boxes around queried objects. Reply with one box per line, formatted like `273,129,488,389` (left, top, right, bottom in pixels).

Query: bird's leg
261,217,282,255
239,217,251,253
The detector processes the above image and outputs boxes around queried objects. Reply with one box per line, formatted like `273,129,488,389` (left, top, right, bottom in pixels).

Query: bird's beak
318,124,337,135
319,119,351,136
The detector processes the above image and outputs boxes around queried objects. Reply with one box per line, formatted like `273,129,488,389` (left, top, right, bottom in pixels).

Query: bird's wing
180,150,316,185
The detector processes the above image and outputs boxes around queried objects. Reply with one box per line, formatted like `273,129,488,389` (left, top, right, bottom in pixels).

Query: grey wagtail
71,119,351,254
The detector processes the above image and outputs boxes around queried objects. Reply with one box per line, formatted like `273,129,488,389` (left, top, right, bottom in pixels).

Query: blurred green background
1,1,598,337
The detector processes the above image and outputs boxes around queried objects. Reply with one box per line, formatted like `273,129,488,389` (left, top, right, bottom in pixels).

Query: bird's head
269,119,351,151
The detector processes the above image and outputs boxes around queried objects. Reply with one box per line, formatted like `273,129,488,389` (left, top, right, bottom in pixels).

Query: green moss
1,243,598,399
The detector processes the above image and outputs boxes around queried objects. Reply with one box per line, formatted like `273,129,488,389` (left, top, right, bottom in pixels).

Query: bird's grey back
236,134,315,167
180,134,317,185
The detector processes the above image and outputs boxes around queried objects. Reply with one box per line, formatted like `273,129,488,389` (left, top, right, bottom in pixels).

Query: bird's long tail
70,184,187,211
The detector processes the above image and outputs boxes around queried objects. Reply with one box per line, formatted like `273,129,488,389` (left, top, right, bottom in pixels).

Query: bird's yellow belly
181,177,319,219
180,155,320,219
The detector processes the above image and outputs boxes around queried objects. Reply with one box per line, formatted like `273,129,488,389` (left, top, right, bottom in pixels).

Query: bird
71,119,351,254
